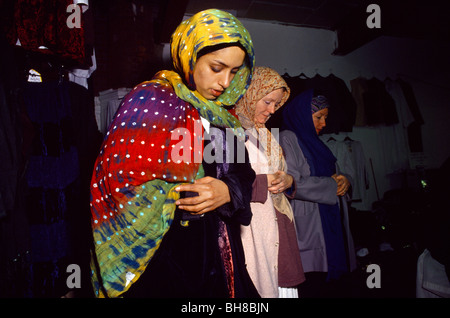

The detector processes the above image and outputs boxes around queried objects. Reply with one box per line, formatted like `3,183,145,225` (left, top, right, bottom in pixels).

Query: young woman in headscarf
279,89,355,297
89,9,260,298
235,66,305,298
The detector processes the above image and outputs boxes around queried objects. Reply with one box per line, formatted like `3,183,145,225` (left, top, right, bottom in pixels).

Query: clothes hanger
282,68,291,78
327,68,334,78
313,68,324,79
341,132,353,141
296,67,308,79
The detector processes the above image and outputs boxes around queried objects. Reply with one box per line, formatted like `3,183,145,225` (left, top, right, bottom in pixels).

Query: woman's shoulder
117,80,191,115
108,79,199,134
125,80,178,103
279,129,297,141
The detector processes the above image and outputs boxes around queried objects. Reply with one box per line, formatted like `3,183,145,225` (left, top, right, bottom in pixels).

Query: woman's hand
175,177,231,215
332,174,350,196
268,170,293,194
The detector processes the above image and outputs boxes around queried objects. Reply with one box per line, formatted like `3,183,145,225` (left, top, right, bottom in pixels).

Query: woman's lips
211,89,223,97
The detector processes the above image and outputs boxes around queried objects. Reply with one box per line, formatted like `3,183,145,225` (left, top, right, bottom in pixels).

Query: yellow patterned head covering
153,9,255,138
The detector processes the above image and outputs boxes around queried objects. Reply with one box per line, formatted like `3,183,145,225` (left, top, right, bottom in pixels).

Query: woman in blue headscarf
279,88,353,296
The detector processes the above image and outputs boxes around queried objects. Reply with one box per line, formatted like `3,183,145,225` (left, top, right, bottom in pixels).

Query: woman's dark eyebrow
212,59,243,69
212,59,227,67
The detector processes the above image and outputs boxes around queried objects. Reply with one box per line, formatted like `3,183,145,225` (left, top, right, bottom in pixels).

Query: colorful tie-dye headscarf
89,9,254,298
154,8,255,138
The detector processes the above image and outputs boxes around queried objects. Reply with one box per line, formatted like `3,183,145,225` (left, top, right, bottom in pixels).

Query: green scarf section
153,70,247,139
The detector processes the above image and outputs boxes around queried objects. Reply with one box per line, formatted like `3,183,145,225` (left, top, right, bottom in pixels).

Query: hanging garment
282,73,357,133
95,88,132,134
384,78,413,169
9,0,89,65
343,139,370,207
318,137,358,272
321,138,356,187
22,80,82,297
321,137,371,210
385,78,415,128
396,79,424,125
351,77,369,127
0,68,21,220
396,79,424,153
0,32,33,297
351,77,399,127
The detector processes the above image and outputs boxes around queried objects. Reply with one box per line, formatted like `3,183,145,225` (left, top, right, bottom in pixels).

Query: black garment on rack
396,79,424,125
22,80,80,297
0,34,22,220
397,79,424,152
1,0,99,295
20,78,101,298
0,32,33,297
278,73,357,134
364,78,399,126
351,77,399,127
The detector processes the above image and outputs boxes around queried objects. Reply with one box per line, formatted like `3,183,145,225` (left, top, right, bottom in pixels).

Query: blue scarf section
282,89,348,280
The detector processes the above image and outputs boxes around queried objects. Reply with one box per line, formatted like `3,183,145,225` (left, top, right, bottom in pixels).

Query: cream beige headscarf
235,66,293,221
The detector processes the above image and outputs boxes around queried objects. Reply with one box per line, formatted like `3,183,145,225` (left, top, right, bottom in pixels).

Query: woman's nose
219,73,232,89
268,104,275,114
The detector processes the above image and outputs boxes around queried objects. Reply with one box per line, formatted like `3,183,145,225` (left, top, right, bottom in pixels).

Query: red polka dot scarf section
90,81,204,297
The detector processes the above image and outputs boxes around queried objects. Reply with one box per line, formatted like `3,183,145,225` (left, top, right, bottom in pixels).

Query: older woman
89,9,259,298
235,66,305,298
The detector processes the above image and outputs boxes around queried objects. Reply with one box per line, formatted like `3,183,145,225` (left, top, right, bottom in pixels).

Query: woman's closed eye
264,99,281,106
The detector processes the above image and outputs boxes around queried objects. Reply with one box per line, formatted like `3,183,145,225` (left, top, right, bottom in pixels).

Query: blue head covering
282,89,336,177
311,95,330,114
282,88,348,280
